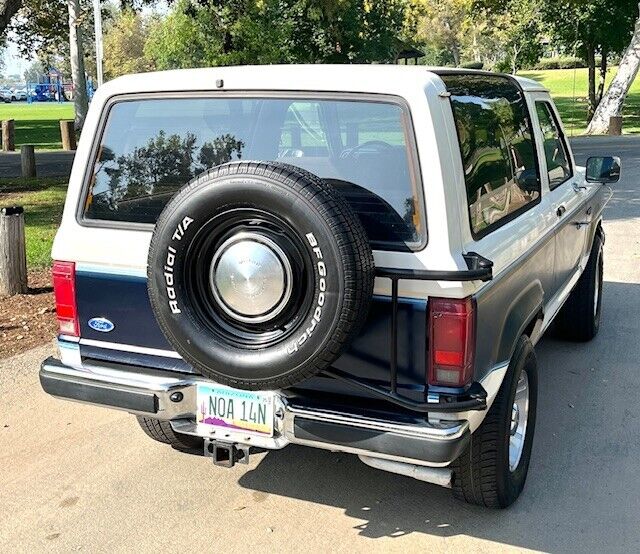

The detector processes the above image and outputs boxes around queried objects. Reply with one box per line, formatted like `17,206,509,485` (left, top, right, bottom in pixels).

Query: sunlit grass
0,178,68,267
519,67,640,135
0,103,76,150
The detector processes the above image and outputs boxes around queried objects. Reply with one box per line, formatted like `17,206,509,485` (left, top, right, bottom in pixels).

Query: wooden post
20,145,36,178
60,120,77,150
0,206,28,297
2,119,15,151
609,116,623,136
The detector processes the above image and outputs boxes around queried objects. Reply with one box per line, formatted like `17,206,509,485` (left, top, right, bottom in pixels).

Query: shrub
460,61,484,70
534,57,586,70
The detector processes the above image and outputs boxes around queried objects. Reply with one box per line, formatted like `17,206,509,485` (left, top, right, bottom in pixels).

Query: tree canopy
541,0,638,118
145,0,409,68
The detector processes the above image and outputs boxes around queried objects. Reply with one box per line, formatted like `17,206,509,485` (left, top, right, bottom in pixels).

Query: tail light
428,297,475,387
52,261,79,337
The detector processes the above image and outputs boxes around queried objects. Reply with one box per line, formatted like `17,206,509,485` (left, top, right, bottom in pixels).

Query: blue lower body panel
75,270,428,397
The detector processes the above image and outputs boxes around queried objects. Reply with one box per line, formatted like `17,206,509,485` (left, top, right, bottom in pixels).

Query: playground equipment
27,68,70,103
26,68,95,103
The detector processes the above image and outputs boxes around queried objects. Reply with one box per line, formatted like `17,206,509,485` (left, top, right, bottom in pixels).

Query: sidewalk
0,150,75,179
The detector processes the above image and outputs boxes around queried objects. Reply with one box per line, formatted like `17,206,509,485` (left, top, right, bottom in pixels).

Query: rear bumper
40,356,471,467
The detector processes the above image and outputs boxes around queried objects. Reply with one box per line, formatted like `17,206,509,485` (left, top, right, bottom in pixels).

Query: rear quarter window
82,95,425,251
440,74,541,238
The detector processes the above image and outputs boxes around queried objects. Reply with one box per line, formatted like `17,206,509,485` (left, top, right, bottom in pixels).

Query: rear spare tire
147,161,374,390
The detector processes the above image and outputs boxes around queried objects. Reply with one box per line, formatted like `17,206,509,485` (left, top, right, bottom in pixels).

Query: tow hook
204,439,250,467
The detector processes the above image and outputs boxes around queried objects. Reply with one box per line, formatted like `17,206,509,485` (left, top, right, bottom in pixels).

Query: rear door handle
556,205,566,217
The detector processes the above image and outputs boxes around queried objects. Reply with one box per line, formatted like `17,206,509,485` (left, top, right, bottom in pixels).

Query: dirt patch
0,269,56,359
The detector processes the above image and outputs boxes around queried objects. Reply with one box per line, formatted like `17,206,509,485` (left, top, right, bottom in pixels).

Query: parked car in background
11,88,28,101
0,89,12,103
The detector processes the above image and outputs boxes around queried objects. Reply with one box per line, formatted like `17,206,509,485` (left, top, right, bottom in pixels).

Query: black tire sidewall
148,169,355,388
591,236,604,334
497,337,538,505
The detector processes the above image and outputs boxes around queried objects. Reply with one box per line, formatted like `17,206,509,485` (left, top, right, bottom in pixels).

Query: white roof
97,64,548,98
512,75,548,92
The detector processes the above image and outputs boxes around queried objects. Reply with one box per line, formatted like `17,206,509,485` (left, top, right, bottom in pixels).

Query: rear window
83,96,423,249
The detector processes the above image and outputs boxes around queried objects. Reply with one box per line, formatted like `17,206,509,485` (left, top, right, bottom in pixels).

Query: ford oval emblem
88,317,115,333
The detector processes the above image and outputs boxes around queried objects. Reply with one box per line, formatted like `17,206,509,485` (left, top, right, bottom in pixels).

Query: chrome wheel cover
509,370,530,472
209,232,293,324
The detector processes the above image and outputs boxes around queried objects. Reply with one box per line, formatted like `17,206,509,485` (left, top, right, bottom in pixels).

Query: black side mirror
586,156,621,184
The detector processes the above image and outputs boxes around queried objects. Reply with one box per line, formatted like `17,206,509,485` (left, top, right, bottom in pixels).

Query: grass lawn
0,103,75,150
0,178,68,268
519,67,640,135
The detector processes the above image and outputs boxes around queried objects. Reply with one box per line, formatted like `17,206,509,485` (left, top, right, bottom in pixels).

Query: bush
534,57,586,70
460,61,484,70
495,59,512,73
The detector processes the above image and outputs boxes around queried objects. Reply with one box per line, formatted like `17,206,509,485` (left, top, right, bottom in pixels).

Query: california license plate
196,383,275,437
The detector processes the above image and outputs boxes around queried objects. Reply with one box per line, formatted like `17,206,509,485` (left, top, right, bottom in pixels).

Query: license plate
196,383,275,437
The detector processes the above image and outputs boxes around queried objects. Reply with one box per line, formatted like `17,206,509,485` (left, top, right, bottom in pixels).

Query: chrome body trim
41,346,481,467
79,338,182,359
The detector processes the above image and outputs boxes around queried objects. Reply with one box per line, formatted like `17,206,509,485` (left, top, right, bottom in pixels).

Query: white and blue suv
41,65,620,508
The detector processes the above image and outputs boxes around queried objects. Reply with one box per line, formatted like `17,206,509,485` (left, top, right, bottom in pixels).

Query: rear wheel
554,232,604,342
451,335,538,508
136,416,203,452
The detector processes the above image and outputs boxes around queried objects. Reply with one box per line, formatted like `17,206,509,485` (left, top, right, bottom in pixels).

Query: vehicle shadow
237,280,640,551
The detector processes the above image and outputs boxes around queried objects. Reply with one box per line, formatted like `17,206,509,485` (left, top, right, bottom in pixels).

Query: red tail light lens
428,297,475,387
52,261,79,337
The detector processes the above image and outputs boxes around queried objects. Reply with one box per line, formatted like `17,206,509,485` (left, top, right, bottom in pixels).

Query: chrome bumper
40,356,472,467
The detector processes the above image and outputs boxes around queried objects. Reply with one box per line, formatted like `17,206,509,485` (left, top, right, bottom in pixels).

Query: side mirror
586,156,621,184
515,168,540,193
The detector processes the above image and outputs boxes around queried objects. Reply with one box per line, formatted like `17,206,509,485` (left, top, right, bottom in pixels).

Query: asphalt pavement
1,136,639,553
0,150,74,179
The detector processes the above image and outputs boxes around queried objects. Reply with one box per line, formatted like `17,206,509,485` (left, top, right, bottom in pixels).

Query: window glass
84,97,422,249
535,101,572,189
441,74,541,236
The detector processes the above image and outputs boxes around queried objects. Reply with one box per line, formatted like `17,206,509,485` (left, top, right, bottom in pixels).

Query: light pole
93,0,104,87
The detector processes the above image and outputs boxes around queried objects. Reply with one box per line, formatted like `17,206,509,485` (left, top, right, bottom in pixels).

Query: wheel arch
495,279,544,363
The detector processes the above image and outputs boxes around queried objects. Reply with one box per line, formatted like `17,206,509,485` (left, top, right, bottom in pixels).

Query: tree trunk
511,44,520,75
596,48,608,105
587,3,640,135
0,207,27,297
451,42,460,66
472,32,480,62
586,45,597,122
68,0,89,131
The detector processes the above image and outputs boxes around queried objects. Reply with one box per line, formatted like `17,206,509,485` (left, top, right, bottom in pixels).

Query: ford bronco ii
41,65,620,508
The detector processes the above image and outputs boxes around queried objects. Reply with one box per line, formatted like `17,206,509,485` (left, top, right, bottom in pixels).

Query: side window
441,74,541,237
535,101,573,189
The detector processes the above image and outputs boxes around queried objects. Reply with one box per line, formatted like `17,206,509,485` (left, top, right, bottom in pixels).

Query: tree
0,0,21,36
285,0,407,63
587,2,640,134
24,59,46,83
145,0,289,69
497,0,543,74
414,0,472,66
9,0,70,58
145,0,409,69
541,0,638,121
68,0,88,130
103,10,154,79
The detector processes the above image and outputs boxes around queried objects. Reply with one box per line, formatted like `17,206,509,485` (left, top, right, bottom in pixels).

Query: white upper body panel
52,65,571,300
